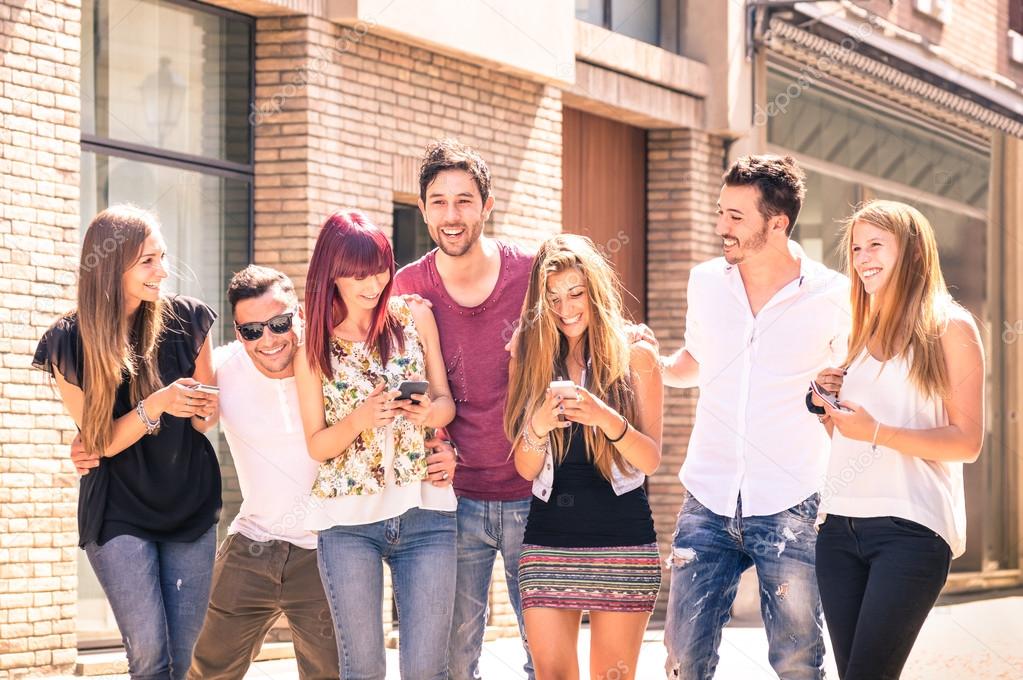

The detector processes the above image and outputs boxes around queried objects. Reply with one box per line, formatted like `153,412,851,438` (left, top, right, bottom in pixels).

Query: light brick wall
645,129,726,622
251,15,562,299
856,0,1023,84
0,0,82,676
250,14,562,637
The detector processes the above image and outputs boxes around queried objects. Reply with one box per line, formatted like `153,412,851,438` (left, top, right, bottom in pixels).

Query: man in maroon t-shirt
394,140,535,679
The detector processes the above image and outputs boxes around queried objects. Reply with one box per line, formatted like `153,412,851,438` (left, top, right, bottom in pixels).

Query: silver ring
441,471,449,480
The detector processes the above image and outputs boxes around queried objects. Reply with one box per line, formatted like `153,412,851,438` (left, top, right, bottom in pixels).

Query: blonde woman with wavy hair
811,200,985,679
506,234,662,680
34,205,222,680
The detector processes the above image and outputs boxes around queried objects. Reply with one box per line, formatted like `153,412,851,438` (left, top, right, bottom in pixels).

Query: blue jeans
84,525,217,680
316,507,457,680
448,497,534,680
664,493,826,680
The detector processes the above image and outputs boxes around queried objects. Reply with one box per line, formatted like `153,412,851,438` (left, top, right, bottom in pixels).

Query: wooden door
562,108,647,322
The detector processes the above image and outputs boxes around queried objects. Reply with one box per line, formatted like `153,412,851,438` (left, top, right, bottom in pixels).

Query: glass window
575,0,605,26
611,0,659,45
393,204,434,267
83,0,252,164
575,0,659,46
766,71,989,211
792,171,986,319
78,0,253,648
80,152,250,343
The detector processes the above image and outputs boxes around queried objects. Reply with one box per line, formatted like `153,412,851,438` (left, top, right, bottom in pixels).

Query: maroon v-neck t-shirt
394,241,533,501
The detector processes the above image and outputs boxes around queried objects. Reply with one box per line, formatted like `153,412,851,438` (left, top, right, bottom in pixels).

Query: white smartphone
190,384,220,395
549,380,577,399
810,380,851,413
549,380,576,422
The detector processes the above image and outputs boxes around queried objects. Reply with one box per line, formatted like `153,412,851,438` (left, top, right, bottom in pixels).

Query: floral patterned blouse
312,298,429,498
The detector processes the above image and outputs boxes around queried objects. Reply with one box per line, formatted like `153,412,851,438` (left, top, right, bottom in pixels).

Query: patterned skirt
518,543,661,613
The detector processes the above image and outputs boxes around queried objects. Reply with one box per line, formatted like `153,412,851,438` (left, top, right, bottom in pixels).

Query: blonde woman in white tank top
809,200,985,680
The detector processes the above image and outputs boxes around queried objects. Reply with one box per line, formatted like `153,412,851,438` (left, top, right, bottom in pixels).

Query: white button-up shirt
681,242,851,518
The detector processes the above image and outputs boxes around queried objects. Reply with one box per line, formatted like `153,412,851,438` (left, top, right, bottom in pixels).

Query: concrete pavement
57,591,1023,679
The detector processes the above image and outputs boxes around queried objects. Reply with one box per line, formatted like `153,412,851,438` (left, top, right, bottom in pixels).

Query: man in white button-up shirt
659,156,850,680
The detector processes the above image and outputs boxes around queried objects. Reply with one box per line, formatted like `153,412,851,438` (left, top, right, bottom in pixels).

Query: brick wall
250,14,563,636
856,0,1023,84
645,128,726,621
251,15,562,298
0,0,82,676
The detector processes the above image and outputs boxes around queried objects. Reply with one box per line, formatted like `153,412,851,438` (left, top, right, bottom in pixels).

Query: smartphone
395,380,429,404
190,384,220,395
810,380,851,413
549,380,577,399
549,380,576,422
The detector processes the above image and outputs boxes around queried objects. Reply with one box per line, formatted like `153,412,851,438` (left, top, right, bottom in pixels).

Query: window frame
81,0,256,262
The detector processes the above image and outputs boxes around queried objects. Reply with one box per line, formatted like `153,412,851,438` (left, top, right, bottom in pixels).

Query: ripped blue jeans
664,492,825,680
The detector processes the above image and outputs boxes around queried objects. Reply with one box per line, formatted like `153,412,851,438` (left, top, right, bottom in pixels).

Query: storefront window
767,66,992,573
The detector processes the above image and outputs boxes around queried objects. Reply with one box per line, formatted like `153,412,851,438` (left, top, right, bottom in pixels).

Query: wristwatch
805,388,826,416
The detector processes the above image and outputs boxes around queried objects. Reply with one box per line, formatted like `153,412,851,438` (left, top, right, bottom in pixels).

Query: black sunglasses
235,311,296,342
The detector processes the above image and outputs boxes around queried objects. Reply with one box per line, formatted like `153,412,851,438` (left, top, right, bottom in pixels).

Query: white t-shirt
681,241,851,517
215,342,321,550
821,351,966,557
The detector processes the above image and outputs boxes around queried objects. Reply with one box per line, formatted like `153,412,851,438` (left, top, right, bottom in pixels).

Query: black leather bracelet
607,416,629,443
805,389,827,415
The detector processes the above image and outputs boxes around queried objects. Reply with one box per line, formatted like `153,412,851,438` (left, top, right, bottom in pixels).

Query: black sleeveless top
523,424,656,548
33,295,222,547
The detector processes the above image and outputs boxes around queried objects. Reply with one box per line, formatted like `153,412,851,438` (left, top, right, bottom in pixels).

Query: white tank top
821,350,967,557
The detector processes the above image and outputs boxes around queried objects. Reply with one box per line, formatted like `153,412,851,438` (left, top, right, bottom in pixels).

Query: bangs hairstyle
841,199,957,399
504,234,635,482
78,205,168,455
304,210,403,377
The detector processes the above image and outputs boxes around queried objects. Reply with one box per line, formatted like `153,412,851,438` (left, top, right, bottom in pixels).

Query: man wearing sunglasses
191,265,456,679
186,265,340,680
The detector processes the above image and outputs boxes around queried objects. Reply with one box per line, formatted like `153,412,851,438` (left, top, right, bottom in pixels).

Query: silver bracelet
521,423,550,456
136,400,160,435
870,420,882,453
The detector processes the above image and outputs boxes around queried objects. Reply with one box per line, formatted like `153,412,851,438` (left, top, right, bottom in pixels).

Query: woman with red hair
294,210,457,679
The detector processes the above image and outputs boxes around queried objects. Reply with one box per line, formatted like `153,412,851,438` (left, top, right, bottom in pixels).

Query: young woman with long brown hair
812,200,985,679
33,205,222,680
505,234,662,680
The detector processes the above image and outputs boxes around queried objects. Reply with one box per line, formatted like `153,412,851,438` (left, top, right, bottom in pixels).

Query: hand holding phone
549,380,577,422
810,380,852,413
395,380,429,405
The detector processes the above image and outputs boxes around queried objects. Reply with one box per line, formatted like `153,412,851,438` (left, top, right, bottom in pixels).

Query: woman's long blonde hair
78,206,166,455
504,234,636,481
841,199,955,398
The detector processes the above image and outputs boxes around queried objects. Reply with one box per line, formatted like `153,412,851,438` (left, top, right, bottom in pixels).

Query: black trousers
815,515,951,680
